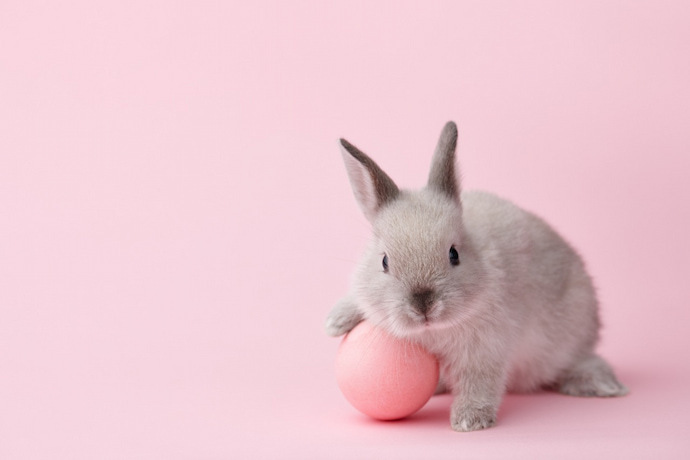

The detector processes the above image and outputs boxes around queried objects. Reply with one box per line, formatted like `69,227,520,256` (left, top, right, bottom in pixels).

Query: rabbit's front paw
450,405,497,432
325,298,362,337
325,315,358,337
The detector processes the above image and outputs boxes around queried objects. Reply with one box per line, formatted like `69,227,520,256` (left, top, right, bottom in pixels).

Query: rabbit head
341,122,484,337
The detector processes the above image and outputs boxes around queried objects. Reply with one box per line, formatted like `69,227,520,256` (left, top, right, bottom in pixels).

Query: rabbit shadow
358,363,646,430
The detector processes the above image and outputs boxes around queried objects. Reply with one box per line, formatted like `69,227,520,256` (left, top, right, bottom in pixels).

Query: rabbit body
326,122,627,431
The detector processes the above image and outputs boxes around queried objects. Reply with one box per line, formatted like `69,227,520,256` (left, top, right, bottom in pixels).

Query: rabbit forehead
374,190,462,254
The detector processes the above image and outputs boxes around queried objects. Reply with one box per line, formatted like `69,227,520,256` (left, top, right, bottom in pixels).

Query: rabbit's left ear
427,121,460,202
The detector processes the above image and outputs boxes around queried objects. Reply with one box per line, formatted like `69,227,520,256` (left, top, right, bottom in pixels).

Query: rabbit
325,121,628,432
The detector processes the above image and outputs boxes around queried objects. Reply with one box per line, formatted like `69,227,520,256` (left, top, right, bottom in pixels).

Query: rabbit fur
326,121,627,432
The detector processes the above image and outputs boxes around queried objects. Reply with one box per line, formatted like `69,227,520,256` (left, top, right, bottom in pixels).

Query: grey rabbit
325,121,627,431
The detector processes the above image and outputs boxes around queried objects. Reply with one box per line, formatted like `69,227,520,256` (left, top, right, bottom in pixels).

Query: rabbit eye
382,254,389,272
449,246,460,266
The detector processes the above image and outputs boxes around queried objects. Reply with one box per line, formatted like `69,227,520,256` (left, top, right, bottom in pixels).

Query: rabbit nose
411,289,435,315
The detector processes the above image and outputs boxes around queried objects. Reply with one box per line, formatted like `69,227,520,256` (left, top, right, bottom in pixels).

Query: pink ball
335,321,440,420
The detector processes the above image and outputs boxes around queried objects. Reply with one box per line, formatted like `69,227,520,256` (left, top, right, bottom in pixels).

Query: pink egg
335,321,440,420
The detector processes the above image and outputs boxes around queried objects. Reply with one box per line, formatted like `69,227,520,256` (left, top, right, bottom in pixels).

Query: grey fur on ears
339,137,400,223
428,121,460,201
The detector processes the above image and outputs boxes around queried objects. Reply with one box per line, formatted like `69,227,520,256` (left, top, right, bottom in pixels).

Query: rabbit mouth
399,311,454,335
403,302,446,328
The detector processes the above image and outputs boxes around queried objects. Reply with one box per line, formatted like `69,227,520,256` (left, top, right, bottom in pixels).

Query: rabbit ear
427,121,460,202
340,138,400,222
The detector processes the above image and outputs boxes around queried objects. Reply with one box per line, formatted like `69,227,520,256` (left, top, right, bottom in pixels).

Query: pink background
1,1,689,458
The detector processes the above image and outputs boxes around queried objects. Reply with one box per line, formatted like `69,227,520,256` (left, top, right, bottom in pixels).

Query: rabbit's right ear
427,121,460,202
339,138,400,223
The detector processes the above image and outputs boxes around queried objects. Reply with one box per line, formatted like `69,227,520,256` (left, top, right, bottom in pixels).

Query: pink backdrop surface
1,1,689,458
